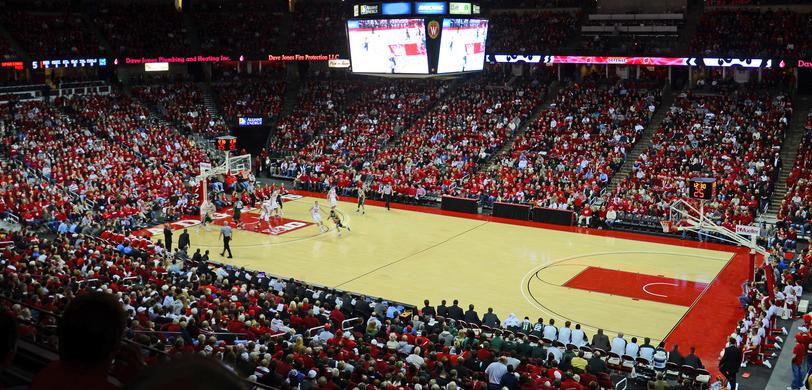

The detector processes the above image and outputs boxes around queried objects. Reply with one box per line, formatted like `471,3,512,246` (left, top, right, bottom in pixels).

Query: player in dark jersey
356,186,366,214
232,198,244,229
329,209,350,236
276,191,284,216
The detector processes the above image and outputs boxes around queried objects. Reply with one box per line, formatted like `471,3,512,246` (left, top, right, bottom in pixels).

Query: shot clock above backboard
689,177,716,200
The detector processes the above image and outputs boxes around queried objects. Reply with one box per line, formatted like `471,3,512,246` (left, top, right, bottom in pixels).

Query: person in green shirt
516,336,532,357
532,318,544,338
648,373,671,390
503,334,517,354
530,343,546,359
490,334,504,352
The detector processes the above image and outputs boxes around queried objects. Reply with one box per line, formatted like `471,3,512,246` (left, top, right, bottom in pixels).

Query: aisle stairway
604,85,674,195
277,75,302,119
199,82,221,118
482,80,560,172
763,96,812,223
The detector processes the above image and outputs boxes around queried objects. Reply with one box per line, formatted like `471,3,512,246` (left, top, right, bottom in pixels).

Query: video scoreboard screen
346,2,485,75
347,19,429,74
437,18,488,73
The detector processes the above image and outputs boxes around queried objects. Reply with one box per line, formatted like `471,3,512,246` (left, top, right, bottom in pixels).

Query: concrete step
604,84,673,195
481,79,561,172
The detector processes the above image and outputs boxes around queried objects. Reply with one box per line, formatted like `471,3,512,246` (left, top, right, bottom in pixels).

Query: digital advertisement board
449,2,472,14
415,2,447,14
381,2,412,15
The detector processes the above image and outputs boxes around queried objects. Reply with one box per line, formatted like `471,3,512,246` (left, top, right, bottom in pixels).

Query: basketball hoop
660,220,675,233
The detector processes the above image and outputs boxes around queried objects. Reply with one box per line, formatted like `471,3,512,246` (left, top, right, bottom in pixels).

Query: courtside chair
665,362,680,379
694,368,711,386
679,364,696,381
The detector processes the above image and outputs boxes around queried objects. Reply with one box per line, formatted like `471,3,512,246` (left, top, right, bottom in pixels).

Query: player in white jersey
200,200,216,231
270,190,281,218
311,201,327,233
260,198,272,232
327,187,338,209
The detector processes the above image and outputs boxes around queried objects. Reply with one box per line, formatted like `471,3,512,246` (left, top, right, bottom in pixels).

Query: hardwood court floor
147,192,748,369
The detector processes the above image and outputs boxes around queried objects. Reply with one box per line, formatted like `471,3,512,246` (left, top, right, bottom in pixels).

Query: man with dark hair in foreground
30,292,127,390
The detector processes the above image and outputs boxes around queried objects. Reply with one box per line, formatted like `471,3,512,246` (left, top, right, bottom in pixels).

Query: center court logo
428,20,440,40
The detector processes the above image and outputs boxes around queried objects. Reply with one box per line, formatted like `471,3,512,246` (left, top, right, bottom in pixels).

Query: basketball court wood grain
151,194,738,346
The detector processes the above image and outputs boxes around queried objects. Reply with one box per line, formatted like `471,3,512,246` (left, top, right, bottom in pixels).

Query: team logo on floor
135,204,313,237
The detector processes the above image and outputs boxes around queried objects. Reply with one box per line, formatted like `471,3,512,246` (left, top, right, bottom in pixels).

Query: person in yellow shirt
571,350,588,373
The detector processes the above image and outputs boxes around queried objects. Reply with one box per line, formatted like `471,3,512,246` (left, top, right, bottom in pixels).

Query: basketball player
327,187,338,209
200,200,215,231
276,190,284,217
356,185,366,214
270,190,281,218
311,201,327,233
330,209,350,236
260,197,272,232
233,198,244,229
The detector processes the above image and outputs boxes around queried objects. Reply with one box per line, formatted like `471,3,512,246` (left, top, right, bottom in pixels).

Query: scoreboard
689,178,716,200
346,1,487,75
352,1,482,18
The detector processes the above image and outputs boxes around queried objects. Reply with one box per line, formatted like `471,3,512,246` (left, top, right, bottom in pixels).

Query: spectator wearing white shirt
316,324,334,343
571,324,587,347
652,342,668,369
611,332,627,356
545,342,563,363
543,319,557,340
485,356,508,387
558,321,572,345
639,337,656,363
405,347,425,368
605,208,618,227
625,337,640,358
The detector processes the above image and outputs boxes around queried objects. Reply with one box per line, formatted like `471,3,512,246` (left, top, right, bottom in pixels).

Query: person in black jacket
437,300,448,318
499,364,519,390
668,344,685,366
421,299,436,317
718,338,742,389
482,308,500,328
464,304,481,325
684,346,703,369
448,299,464,321
587,351,609,375
163,224,173,252
178,229,190,251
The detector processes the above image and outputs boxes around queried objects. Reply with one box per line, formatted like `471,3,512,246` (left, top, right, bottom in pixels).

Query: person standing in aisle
719,337,742,390
219,222,233,258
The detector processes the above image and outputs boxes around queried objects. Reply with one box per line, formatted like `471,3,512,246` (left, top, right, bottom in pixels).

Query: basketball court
139,190,750,366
